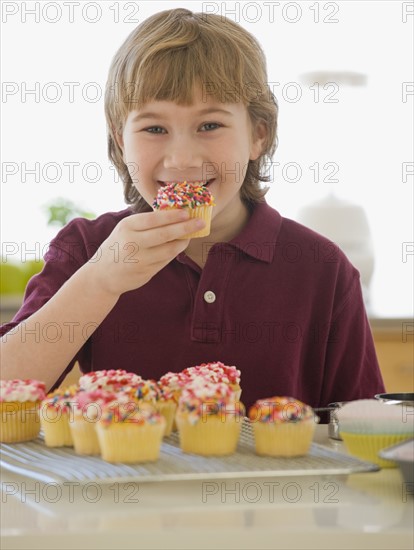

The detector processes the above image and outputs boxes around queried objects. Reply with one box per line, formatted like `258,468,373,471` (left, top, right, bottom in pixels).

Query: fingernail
195,219,206,228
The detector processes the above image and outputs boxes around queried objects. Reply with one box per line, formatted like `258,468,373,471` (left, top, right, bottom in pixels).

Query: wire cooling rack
0,421,379,484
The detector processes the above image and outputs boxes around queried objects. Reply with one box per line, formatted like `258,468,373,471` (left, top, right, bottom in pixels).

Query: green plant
1,200,95,296
43,198,95,227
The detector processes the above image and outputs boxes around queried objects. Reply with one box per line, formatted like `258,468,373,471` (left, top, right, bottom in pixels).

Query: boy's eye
144,126,166,134
200,122,222,131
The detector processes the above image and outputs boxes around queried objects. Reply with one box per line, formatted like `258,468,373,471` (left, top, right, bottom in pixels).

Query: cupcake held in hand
248,396,318,457
152,181,215,239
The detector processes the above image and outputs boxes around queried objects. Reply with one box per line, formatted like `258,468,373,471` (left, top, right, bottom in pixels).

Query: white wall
1,0,413,317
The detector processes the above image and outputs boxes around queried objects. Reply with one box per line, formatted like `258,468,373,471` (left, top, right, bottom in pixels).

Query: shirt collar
177,200,282,265
226,200,282,263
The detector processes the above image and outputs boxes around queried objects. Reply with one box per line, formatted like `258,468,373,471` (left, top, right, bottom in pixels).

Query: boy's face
119,86,265,223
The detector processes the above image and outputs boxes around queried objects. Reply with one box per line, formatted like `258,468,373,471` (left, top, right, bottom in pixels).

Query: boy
0,8,385,410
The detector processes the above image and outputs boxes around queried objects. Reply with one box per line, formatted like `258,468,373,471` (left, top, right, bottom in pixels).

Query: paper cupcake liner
96,422,165,463
252,418,316,457
169,389,183,432
230,385,242,402
40,411,73,447
177,205,213,239
70,415,100,455
156,400,177,436
340,432,413,468
0,401,41,443
175,413,242,456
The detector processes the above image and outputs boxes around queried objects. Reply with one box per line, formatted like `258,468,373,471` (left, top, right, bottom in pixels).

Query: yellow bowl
341,432,413,468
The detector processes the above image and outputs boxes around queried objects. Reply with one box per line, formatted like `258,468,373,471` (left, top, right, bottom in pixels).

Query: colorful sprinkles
182,362,241,385
78,370,142,391
124,379,162,404
98,399,163,427
0,379,46,402
43,385,79,414
178,379,244,425
248,396,314,424
152,181,215,210
73,389,118,421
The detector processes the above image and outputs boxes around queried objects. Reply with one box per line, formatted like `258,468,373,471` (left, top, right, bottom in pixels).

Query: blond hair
104,8,278,212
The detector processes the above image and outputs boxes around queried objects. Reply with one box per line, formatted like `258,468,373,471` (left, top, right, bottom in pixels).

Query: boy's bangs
123,45,246,111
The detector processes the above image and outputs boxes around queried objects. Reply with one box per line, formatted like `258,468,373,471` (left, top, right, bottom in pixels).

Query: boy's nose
163,137,203,171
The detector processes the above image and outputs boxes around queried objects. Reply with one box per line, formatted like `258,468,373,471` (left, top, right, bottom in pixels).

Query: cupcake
182,362,242,401
158,372,189,404
70,389,116,455
126,379,177,437
152,181,215,239
96,399,165,463
158,371,190,433
127,378,160,404
156,385,178,436
0,379,46,443
175,379,244,456
336,399,414,468
40,386,77,447
248,396,317,457
78,369,142,392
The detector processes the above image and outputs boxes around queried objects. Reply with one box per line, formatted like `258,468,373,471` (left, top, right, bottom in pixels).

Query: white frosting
78,370,142,391
0,379,46,402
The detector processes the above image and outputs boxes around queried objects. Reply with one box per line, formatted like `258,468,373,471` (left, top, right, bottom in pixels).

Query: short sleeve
0,209,132,388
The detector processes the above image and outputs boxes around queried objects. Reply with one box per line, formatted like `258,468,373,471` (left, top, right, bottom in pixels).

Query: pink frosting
78,370,142,391
71,389,121,422
178,379,243,424
182,362,241,385
42,385,79,414
0,379,46,402
74,389,117,410
158,372,190,392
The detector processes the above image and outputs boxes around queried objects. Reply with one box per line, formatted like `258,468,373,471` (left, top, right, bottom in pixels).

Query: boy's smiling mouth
157,178,216,187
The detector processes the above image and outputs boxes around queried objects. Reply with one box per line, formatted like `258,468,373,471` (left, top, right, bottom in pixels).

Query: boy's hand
87,210,205,297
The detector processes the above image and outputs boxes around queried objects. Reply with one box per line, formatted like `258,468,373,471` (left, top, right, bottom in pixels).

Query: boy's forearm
0,262,119,391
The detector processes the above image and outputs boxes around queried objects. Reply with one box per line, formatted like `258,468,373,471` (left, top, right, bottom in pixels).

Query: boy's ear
249,121,267,161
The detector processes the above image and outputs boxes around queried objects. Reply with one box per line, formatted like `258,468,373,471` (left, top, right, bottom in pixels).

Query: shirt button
204,290,216,304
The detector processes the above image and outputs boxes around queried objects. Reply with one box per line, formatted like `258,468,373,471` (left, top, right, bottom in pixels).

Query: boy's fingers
125,209,190,231
147,218,205,247
145,239,191,266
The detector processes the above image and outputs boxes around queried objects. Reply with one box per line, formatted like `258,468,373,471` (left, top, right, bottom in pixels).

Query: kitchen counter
1,426,413,550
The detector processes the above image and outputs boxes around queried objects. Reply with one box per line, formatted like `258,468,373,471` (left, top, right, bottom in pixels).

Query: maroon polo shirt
0,201,385,411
